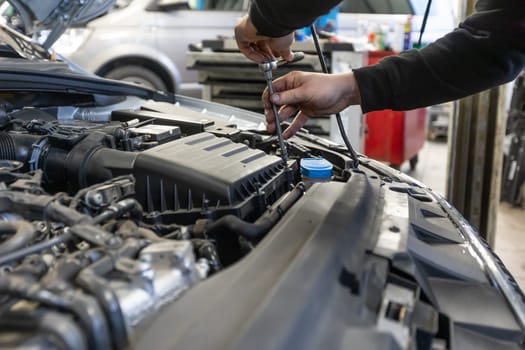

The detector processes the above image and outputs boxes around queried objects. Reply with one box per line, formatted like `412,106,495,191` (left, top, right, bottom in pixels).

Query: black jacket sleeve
353,0,525,112
249,0,342,37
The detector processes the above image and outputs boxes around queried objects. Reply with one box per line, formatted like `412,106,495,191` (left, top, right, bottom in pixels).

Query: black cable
310,24,360,168
418,0,432,47
0,232,72,266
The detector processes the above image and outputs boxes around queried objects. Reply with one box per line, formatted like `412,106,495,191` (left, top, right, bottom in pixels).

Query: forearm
353,0,525,113
249,0,342,37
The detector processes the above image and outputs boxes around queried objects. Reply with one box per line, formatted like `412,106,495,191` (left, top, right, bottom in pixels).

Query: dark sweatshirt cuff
248,2,294,37
352,64,393,113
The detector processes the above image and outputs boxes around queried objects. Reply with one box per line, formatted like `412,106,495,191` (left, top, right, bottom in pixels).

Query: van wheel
105,65,167,91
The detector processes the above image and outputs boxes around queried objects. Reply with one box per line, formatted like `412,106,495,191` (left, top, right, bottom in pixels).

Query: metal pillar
447,88,506,246
446,0,507,247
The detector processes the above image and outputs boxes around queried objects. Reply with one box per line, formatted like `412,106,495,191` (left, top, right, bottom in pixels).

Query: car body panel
62,0,242,94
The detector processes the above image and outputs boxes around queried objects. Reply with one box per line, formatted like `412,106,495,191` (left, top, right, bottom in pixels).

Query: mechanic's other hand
235,15,294,63
263,71,361,138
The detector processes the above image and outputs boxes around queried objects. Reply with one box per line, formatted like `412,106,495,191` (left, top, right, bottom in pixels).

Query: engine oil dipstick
258,52,305,166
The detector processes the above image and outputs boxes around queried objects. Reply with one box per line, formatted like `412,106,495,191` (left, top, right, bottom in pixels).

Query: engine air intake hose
0,132,45,168
203,183,305,241
0,132,16,160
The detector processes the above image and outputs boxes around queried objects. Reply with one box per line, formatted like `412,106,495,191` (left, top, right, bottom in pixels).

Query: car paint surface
61,0,242,95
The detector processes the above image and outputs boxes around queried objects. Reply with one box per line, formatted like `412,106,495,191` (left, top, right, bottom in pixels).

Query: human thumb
271,88,303,106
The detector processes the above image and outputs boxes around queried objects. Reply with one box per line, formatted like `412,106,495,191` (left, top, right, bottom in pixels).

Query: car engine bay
0,94,360,348
0,91,523,350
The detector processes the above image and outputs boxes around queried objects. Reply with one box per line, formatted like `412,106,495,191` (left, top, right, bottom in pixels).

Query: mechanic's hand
235,15,294,63
263,71,361,138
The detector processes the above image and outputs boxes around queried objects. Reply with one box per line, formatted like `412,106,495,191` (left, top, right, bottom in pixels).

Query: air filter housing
132,132,288,217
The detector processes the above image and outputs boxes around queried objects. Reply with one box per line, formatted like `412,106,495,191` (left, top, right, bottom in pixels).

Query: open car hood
6,0,116,48
0,23,175,103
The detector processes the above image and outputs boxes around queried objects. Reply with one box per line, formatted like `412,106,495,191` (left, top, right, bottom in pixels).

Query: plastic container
300,158,333,187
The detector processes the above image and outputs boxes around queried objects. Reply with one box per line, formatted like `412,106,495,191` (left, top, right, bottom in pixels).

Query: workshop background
7,0,523,283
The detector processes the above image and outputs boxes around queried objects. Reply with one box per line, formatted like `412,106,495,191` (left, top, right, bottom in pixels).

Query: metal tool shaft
258,53,304,165
264,73,289,164
258,52,305,173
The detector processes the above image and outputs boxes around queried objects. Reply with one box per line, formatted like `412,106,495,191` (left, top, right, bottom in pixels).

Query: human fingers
283,111,310,139
265,109,276,133
235,15,271,63
269,33,294,61
239,45,269,63
266,72,301,107
269,72,312,107
262,86,272,111
272,45,294,62
265,104,297,125
235,33,269,63
277,47,294,62
277,104,298,122
256,41,276,61
264,104,297,133
270,87,305,107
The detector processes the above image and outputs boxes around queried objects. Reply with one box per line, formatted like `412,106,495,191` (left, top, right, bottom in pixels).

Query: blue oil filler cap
300,158,333,179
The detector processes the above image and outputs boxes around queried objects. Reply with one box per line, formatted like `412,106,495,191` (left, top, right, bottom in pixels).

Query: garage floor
399,140,525,289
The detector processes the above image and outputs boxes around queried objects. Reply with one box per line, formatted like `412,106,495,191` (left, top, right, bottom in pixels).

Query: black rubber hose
139,223,186,237
76,270,129,350
57,292,113,350
310,24,360,169
204,183,305,241
0,310,88,350
0,191,97,263
92,199,143,225
0,221,37,256
75,240,145,350
46,200,94,226
39,250,99,287
0,232,72,266
418,0,433,47
0,132,16,160
0,191,93,226
0,275,112,349
0,132,44,167
116,220,164,242
12,255,49,279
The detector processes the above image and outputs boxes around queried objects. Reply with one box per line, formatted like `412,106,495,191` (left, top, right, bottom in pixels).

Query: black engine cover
132,132,287,215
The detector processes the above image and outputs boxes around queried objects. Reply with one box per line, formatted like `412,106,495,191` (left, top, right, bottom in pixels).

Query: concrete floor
398,140,525,289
